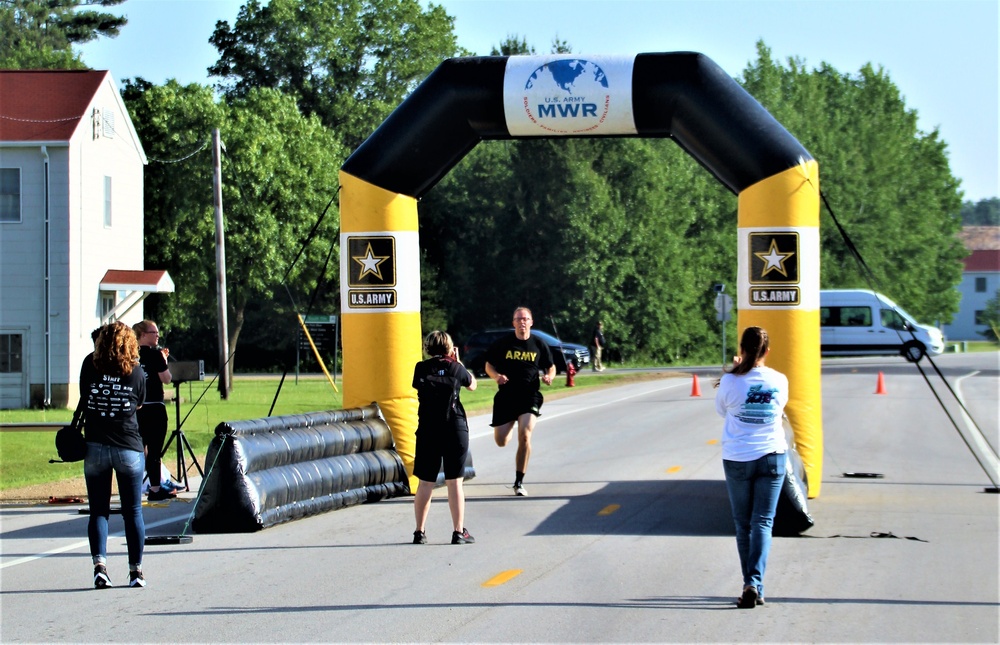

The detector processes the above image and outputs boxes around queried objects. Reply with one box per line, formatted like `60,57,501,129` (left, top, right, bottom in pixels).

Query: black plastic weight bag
53,404,87,463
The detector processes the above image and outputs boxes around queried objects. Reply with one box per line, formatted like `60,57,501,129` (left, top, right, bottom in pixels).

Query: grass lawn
0,370,676,491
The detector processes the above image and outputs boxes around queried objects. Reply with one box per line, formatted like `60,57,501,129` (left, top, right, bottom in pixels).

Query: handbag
53,398,88,463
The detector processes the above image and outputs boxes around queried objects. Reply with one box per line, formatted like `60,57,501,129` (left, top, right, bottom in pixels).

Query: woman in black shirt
411,331,477,545
80,321,147,589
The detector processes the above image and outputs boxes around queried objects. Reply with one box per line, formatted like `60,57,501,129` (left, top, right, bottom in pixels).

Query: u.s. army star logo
749,233,798,284
748,232,800,306
348,237,395,287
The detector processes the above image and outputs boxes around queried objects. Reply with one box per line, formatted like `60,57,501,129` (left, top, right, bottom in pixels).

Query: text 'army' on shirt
504,350,538,362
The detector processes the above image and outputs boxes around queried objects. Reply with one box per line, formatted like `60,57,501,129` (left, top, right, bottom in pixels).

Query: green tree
0,0,126,69
208,0,460,151
740,41,966,324
960,198,1000,225
979,290,1000,341
122,79,347,374
421,134,733,364
490,35,535,56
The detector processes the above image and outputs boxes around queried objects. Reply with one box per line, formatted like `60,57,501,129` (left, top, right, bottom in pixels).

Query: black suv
461,329,590,376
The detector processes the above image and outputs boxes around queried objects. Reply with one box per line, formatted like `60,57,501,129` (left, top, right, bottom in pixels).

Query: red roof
100,270,174,293
964,250,1000,272
0,70,108,142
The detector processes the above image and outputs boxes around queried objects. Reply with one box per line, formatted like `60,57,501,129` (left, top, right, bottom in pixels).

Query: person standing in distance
591,321,606,372
485,306,555,496
80,321,147,588
132,320,173,501
714,326,788,609
411,331,478,545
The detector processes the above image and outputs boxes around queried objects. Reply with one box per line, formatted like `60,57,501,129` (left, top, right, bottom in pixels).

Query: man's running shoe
451,528,475,544
513,483,528,496
413,530,427,544
129,570,146,588
147,488,176,501
93,564,112,589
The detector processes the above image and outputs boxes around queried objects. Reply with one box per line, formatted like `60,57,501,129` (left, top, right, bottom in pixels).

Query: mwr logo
749,232,799,284
348,236,395,287
348,290,397,308
521,59,610,134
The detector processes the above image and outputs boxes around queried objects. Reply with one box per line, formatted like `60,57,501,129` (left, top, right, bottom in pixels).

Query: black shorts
490,387,544,427
412,418,470,482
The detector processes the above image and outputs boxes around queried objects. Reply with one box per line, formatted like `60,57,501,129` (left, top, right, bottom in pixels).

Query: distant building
943,227,999,341
0,70,171,409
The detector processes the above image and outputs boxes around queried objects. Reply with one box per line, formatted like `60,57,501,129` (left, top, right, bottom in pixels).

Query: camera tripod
160,380,204,491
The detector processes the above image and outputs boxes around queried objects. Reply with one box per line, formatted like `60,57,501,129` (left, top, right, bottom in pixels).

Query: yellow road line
483,569,523,587
597,504,620,516
666,466,682,474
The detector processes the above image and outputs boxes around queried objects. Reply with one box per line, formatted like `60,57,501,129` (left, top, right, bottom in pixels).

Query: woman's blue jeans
723,452,785,597
84,442,145,567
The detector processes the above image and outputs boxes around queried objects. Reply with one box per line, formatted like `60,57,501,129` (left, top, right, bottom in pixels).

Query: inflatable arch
339,53,823,497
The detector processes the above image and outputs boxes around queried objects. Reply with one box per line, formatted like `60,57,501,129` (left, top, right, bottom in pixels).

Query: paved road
1,352,997,643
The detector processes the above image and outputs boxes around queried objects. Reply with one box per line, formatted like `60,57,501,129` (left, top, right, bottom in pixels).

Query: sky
77,0,999,202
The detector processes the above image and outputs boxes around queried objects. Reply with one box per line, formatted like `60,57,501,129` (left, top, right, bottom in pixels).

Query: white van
820,289,945,361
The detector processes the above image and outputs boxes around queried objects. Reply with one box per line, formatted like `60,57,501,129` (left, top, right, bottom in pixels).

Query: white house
0,70,171,409
943,227,1000,341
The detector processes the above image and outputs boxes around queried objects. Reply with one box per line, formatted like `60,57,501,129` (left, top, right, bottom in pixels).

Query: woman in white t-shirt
715,326,788,609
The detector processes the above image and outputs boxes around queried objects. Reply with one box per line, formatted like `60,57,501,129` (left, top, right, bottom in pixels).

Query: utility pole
212,129,231,399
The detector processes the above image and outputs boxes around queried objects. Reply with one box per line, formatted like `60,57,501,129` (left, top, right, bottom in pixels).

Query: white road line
0,512,192,570
953,370,1000,481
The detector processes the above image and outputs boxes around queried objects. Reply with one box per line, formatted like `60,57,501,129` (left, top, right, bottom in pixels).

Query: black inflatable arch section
192,404,411,532
342,52,812,198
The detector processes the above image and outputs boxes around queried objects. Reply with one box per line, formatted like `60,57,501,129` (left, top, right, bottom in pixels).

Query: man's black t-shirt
79,358,146,453
485,333,554,391
137,345,168,403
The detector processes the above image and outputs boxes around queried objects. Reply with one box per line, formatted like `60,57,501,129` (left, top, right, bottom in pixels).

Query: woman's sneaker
736,586,758,609
412,530,427,545
452,528,475,544
93,564,112,589
129,570,146,588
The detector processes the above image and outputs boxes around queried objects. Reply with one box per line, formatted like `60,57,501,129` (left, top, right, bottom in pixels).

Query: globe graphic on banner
522,59,610,134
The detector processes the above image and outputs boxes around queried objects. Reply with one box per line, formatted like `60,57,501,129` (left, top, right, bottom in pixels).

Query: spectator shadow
523,479,734,537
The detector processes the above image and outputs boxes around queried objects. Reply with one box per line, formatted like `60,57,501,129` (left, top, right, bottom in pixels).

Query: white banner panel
504,55,637,136
737,227,820,310
340,231,421,313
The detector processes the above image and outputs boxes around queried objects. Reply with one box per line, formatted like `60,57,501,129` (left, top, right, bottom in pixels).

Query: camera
713,283,725,293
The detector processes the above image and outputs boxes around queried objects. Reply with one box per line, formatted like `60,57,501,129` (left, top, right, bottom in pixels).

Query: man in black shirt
132,320,173,500
485,307,555,496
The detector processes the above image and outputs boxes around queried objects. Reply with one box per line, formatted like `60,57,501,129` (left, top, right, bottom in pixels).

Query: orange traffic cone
875,371,887,395
690,374,702,397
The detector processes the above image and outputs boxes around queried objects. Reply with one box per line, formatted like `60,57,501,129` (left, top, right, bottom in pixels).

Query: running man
485,306,555,496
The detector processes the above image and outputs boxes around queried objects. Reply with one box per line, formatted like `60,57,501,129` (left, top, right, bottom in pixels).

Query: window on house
103,176,112,227
975,277,986,293
103,110,115,138
974,310,986,326
100,292,116,321
1,168,21,223
0,334,23,373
